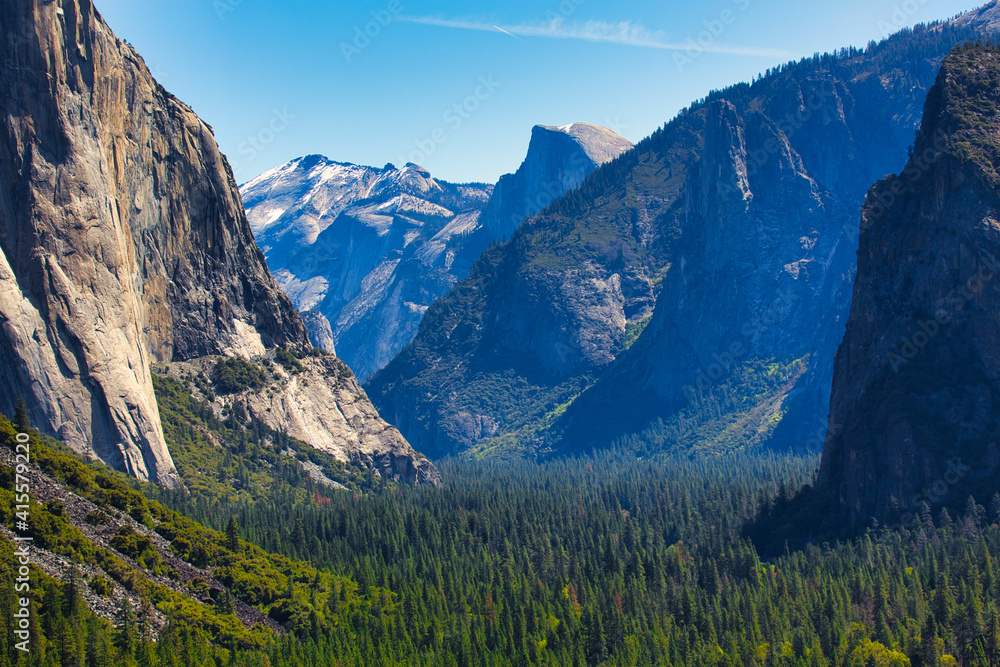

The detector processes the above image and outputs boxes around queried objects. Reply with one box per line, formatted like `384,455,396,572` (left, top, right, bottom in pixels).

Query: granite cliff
817,43,1000,524
476,123,634,242
0,0,434,485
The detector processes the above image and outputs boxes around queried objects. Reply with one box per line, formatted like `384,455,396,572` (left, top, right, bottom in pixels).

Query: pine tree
116,597,136,656
63,564,84,619
226,516,241,552
220,589,235,615
13,396,29,431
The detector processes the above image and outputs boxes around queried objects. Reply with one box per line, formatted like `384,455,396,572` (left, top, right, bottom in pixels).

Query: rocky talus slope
0,443,281,634
160,353,440,485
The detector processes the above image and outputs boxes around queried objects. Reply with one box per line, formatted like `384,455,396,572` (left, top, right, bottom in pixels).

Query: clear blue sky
97,0,980,184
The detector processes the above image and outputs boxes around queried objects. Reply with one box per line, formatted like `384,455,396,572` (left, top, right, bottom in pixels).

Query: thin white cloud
398,16,799,59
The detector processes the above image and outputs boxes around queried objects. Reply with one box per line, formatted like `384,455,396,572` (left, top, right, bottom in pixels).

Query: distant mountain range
240,123,633,381
366,10,1000,460
240,159,492,382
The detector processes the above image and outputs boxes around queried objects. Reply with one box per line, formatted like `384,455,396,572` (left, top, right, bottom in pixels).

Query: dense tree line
11,431,1000,665
152,445,1000,667
9,396,1000,664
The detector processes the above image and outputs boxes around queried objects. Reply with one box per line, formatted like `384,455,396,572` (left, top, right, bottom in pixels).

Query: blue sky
98,0,980,184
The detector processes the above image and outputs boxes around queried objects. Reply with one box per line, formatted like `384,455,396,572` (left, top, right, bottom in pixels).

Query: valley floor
5,421,1000,666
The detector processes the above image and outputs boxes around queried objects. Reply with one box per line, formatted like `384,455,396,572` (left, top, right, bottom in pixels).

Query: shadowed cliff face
0,0,316,484
368,14,1000,460
818,44,1000,525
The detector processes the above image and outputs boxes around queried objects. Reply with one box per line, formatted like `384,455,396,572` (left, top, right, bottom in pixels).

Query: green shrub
212,357,269,394
275,348,304,374
85,510,110,525
89,575,114,597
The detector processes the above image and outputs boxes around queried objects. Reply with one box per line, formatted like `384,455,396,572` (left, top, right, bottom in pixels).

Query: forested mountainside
0,414,436,666
369,12,1000,460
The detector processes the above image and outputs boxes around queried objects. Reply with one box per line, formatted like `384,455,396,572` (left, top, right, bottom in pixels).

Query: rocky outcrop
368,12,1000,459
300,310,336,354
817,44,1000,524
477,123,633,241
235,354,440,485
0,0,433,486
165,353,440,485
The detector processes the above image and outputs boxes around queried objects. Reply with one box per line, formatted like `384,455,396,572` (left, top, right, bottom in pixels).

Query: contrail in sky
493,25,521,39
399,16,799,59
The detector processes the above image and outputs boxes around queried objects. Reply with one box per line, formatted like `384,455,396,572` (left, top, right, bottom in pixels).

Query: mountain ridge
368,10,1000,460
240,122,632,381
241,157,493,380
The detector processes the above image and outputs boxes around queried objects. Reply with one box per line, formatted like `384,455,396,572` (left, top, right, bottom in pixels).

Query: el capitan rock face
0,0,301,484
0,0,434,486
817,44,1000,524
